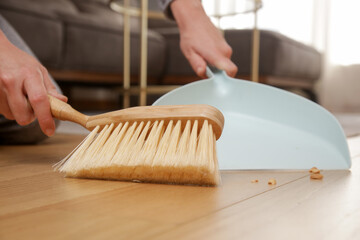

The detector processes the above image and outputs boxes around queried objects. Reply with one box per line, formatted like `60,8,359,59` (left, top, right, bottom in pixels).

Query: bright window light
329,0,360,65
257,0,314,45
203,0,360,65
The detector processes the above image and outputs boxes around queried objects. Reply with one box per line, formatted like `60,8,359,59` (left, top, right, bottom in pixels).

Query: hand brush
49,95,224,186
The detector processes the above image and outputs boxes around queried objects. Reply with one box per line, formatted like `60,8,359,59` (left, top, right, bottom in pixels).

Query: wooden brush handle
48,95,88,128
48,95,224,139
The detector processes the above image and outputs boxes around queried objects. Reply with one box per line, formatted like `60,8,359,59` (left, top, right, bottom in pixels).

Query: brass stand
251,1,261,83
110,0,171,108
122,0,131,108
139,0,148,106
111,0,262,107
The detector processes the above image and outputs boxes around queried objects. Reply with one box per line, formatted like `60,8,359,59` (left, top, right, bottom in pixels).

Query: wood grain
152,168,358,240
0,134,358,239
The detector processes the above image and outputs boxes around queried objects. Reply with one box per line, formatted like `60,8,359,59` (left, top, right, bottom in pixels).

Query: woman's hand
0,31,67,136
171,0,238,78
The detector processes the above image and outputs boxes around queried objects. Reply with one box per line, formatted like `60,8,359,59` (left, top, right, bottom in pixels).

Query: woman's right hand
0,31,67,136
170,0,238,78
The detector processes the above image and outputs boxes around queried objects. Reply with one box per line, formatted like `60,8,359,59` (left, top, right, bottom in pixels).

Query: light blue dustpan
153,67,351,170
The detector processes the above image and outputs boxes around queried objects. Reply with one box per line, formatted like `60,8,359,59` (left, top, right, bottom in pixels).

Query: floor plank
0,134,359,239
0,134,310,239
0,171,310,240
0,208,174,240
151,160,359,240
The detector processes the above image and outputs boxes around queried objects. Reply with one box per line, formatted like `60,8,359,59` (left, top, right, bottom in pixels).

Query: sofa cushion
0,0,78,19
0,9,63,68
63,22,166,78
0,0,167,81
0,0,76,68
58,1,166,77
225,29,322,81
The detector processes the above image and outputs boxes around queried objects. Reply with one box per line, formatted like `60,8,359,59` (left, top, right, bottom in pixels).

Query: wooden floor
0,134,359,240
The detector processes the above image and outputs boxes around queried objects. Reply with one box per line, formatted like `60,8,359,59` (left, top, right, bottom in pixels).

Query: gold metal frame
122,0,131,108
251,0,261,83
139,0,148,106
110,0,171,108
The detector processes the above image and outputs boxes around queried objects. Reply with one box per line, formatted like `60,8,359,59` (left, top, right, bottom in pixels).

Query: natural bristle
54,120,221,186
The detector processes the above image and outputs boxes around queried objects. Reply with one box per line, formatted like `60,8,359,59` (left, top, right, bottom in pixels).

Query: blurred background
0,0,359,134
204,0,360,112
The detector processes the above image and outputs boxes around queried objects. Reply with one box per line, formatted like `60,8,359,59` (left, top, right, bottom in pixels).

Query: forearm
170,0,207,31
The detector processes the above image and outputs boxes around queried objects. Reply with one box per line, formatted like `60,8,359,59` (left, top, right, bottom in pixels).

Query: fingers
184,51,207,78
2,75,35,126
186,49,238,78
0,38,65,135
0,66,66,136
214,57,238,77
181,38,238,78
0,89,14,120
205,44,238,77
24,69,55,136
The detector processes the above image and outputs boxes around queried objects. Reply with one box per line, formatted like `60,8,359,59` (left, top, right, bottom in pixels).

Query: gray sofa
0,0,321,102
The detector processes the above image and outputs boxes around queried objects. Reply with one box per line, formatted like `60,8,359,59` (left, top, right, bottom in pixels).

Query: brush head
49,95,224,140
54,119,221,186
85,104,224,140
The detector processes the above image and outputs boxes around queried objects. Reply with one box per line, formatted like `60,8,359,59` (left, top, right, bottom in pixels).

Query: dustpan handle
206,66,229,82
206,66,227,78
206,66,214,78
